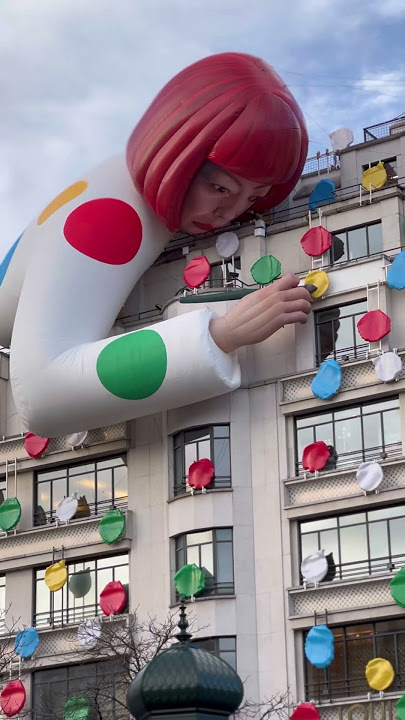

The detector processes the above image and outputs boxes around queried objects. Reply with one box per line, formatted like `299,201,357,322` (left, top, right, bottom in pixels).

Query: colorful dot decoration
99,580,127,616
300,227,332,257
250,254,281,285
301,441,330,473
305,625,335,669
96,330,167,400
64,198,142,265
45,559,68,592
183,256,211,289
0,498,21,532
390,567,405,607
365,657,394,691
290,703,320,720
37,181,88,225
174,563,206,598
187,458,215,490
0,680,26,718
311,359,342,400
304,269,329,298
357,310,391,342
24,432,50,459
361,162,387,192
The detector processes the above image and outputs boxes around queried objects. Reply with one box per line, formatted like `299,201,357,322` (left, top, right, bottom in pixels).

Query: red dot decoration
183,256,211,289
188,458,215,490
302,441,330,472
24,433,50,459
0,680,26,718
99,581,127,616
63,198,142,265
291,703,320,720
357,310,391,342
300,227,332,257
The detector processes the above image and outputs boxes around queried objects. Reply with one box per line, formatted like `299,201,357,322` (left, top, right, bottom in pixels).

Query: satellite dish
67,431,88,448
329,127,354,152
215,232,239,259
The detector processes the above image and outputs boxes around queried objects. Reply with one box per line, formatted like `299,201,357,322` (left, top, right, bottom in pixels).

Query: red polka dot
24,433,50,459
63,198,142,265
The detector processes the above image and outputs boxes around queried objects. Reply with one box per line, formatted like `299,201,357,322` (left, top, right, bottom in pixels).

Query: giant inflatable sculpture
1,53,309,436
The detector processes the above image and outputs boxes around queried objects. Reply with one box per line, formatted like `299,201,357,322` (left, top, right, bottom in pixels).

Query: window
205,258,241,289
191,636,237,670
363,157,398,183
34,554,129,628
305,619,405,701
300,504,405,581
173,426,231,496
35,456,128,526
295,397,401,474
315,300,368,365
33,660,127,720
329,221,382,264
175,528,234,596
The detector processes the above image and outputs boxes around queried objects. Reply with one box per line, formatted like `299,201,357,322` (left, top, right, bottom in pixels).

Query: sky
2,0,405,254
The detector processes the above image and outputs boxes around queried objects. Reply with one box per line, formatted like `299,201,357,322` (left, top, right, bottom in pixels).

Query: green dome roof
127,642,244,719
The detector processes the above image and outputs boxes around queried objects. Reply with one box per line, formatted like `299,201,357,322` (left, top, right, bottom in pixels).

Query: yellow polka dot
304,269,330,298
37,180,88,225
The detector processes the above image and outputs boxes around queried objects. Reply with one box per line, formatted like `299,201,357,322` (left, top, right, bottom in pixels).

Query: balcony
364,115,405,143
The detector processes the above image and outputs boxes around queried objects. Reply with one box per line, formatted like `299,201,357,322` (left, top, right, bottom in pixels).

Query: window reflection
315,300,368,365
175,528,234,596
173,426,231,496
329,222,382,265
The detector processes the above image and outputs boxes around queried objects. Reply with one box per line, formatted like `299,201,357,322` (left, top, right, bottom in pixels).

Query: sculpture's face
179,161,271,235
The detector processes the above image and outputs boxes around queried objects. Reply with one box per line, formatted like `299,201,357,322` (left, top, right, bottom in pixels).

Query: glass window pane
369,521,389,560
37,481,51,514
185,443,198,470
38,468,67,482
187,546,200,566
213,438,230,477
320,529,340,561
213,426,229,438
368,223,383,255
52,478,67,511
317,319,335,361
334,407,360,420
314,423,334,446
339,513,366,526
216,529,232,541
219,637,236,651
383,408,401,446
364,399,399,414
334,316,353,352
96,469,113,504
390,517,405,557
301,533,320,558
185,428,210,443
331,233,347,263
216,542,233,584
187,531,213,545
296,413,332,428
335,417,362,455
197,439,211,460
363,414,382,450
348,227,367,259
69,472,96,505
96,457,125,469
69,463,95,476
376,633,396,669
201,544,214,576
113,464,128,499
368,506,405,521
301,518,337,533
297,428,314,458
340,525,368,564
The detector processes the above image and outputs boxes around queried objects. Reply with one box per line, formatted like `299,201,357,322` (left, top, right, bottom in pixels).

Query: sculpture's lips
193,221,215,231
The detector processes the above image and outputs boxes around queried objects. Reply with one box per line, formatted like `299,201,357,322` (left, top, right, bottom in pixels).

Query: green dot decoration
250,255,281,285
99,509,126,545
174,563,206,598
69,569,92,599
390,567,405,607
64,697,89,720
396,694,405,720
96,330,167,400
0,497,21,532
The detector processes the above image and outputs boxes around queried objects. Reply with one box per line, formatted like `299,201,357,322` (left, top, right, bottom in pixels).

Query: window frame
205,258,241,289
190,635,237,670
299,503,405,582
305,618,405,701
34,455,128,526
174,528,234,597
314,299,368,366
329,220,383,265
34,553,129,629
295,397,401,475
172,425,231,497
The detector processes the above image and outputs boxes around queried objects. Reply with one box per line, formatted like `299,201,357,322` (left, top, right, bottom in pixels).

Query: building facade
0,115,405,718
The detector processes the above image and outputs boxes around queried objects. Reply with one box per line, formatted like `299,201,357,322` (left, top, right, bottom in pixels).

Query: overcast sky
2,0,405,253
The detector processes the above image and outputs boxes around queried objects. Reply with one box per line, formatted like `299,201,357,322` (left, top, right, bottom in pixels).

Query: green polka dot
96,330,167,399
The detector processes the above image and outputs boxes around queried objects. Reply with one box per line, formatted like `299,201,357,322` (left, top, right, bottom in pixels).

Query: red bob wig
126,52,308,232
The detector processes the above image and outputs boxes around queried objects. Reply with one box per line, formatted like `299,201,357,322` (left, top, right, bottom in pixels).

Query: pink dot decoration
64,198,142,265
291,703,320,720
0,680,26,718
188,458,215,490
357,310,391,342
24,433,50,459
300,226,332,257
99,580,127,616
183,256,211,288
302,441,330,472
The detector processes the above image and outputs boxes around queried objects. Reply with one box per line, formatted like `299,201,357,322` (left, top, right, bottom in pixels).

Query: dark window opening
315,300,368,365
173,425,231,496
329,221,383,265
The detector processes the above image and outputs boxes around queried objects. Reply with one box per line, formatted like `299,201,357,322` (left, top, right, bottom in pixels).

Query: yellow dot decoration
361,162,387,192
45,559,68,592
304,269,330,298
37,181,88,225
365,658,395,691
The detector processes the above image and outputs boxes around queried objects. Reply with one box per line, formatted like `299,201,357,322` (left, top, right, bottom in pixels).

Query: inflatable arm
8,156,240,437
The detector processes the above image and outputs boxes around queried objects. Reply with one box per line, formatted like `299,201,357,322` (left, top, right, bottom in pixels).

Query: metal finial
175,600,192,643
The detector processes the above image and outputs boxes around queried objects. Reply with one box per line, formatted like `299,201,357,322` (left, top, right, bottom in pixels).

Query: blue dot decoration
387,251,405,290
311,359,342,400
309,179,336,211
14,627,39,658
305,625,335,669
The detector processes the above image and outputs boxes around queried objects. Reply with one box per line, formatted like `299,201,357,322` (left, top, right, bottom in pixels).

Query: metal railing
296,442,402,476
330,552,405,582
316,343,369,367
173,476,232,497
33,496,128,527
302,150,340,176
307,671,405,702
34,602,103,629
364,115,405,142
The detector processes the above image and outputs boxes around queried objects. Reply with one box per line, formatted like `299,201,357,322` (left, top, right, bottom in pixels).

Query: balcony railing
33,496,128,527
302,150,340,176
296,442,402,477
364,115,405,143
316,343,370,367
307,671,405,703
173,475,232,497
